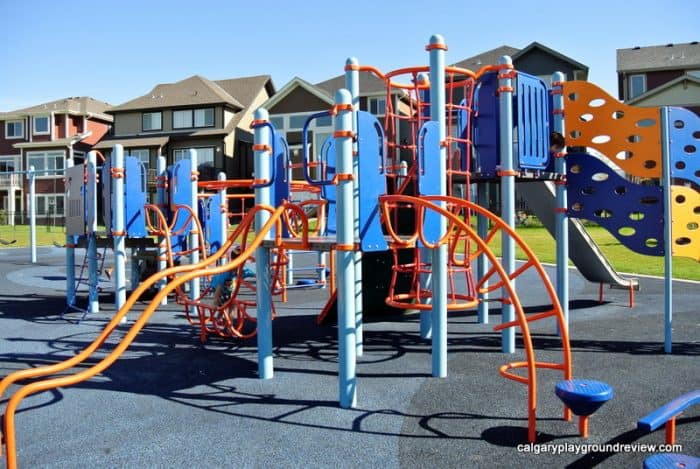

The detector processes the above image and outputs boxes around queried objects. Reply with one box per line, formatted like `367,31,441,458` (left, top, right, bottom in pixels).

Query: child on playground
550,131,566,153
211,245,255,306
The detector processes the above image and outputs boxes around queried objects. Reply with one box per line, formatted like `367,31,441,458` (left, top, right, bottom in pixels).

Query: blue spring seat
555,379,614,416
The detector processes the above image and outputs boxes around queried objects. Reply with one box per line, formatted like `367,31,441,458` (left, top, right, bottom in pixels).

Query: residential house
454,41,588,86
617,42,700,115
0,97,112,225
95,74,275,200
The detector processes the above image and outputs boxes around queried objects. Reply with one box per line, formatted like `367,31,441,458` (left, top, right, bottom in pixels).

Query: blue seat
555,379,614,416
643,453,700,469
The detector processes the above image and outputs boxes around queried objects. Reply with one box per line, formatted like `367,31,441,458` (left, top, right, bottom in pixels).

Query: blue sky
1,0,698,110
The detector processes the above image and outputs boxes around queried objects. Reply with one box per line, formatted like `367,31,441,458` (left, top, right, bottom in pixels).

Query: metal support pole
498,56,516,354
157,155,168,305
660,107,673,354
189,149,200,301
218,171,228,259
552,72,569,329
87,151,99,314
345,56,363,357
335,89,357,407
477,182,489,323
113,144,127,311
254,108,274,379
65,158,76,306
28,166,36,264
418,71,433,340
429,34,448,377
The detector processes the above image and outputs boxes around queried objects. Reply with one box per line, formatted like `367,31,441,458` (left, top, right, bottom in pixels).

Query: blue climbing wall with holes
668,106,700,186
473,71,500,178
357,111,388,252
566,153,665,256
515,72,550,170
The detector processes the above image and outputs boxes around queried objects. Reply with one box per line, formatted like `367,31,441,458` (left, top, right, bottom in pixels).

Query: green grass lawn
2,222,698,281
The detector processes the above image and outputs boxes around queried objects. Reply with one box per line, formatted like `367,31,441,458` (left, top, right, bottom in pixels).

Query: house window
0,155,20,172
369,97,386,116
173,110,193,129
270,116,284,129
629,74,646,99
142,112,162,131
27,150,65,177
316,115,332,126
289,114,311,130
33,115,50,135
173,147,215,166
35,194,65,216
126,148,150,168
5,120,24,139
194,108,214,127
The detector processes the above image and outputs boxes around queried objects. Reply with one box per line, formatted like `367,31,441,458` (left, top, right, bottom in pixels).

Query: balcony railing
0,173,22,188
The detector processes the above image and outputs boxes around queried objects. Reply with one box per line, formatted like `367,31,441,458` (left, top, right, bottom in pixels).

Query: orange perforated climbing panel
563,81,662,179
671,185,700,261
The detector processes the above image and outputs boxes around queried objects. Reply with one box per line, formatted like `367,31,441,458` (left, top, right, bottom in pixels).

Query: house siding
268,87,330,114
82,120,111,146
515,49,580,81
646,70,686,90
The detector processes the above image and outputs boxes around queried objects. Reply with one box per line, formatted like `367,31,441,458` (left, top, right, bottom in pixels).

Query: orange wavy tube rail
379,195,572,442
0,203,292,469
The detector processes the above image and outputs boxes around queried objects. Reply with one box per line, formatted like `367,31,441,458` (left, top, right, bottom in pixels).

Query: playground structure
1,34,699,467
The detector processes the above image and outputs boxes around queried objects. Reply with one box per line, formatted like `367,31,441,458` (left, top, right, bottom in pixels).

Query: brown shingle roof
108,75,245,112
214,75,274,108
1,97,112,121
316,73,389,96
452,45,520,70
617,41,700,72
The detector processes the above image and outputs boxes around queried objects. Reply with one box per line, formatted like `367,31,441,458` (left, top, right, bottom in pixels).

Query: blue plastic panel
516,72,550,170
473,72,499,177
66,164,86,236
272,133,290,207
417,121,442,244
124,156,147,237
168,159,193,255
668,106,700,186
101,159,112,231
567,152,664,256
86,159,98,233
357,111,388,252
203,193,223,254
321,138,337,235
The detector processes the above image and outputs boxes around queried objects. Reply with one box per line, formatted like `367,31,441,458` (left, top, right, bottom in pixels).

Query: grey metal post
498,56,516,354
28,166,36,264
345,56,363,357
552,72,569,328
428,34,448,377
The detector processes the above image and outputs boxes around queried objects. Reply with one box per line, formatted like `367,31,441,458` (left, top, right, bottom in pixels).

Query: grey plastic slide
516,181,639,290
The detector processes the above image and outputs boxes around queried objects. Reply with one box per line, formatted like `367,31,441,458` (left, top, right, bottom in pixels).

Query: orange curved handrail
379,194,572,442
0,203,294,469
